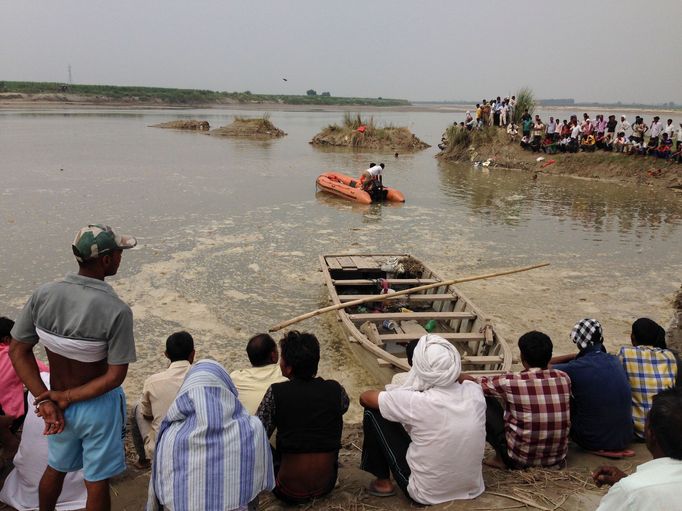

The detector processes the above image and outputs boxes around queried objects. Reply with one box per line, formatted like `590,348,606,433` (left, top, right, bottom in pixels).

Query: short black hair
649,386,682,459
405,339,419,366
166,331,194,362
279,330,320,379
246,333,277,367
518,331,553,368
0,316,14,341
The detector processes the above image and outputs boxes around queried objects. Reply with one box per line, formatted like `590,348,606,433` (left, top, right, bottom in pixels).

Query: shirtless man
9,224,137,511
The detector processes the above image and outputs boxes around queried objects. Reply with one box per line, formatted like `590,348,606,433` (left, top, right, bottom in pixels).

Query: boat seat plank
348,312,476,320
350,256,378,269
333,278,439,286
326,258,342,270
461,356,504,364
378,355,502,367
398,320,427,337
339,294,454,302
336,256,356,269
380,332,486,342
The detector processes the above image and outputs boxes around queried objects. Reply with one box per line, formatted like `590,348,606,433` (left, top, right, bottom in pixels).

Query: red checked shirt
478,368,571,467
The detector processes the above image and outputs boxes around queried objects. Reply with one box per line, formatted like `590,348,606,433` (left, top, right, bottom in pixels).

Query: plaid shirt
617,346,678,438
478,368,571,467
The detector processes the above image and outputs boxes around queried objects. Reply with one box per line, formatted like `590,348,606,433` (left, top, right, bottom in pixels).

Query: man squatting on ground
230,333,287,415
9,224,137,511
593,385,682,510
131,331,195,468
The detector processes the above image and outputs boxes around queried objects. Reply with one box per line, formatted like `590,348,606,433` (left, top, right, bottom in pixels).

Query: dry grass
210,114,286,138
312,114,429,151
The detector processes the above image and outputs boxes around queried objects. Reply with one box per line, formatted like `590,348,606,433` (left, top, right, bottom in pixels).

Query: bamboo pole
269,262,549,332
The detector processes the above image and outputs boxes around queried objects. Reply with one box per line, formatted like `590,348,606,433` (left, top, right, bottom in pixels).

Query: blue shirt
554,345,633,451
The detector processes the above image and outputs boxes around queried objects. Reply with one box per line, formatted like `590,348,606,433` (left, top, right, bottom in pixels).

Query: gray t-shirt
12,273,136,365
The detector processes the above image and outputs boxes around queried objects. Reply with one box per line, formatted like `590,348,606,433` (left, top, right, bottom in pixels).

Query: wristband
35,399,53,409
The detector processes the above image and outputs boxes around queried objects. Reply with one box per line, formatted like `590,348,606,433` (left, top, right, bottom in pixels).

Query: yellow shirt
139,360,192,457
230,364,287,415
618,346,677,438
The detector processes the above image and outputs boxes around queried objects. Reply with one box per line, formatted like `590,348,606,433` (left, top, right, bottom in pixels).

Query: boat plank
337,256,356,269
338,294,454,302
380,332,485,342
333,278,439,286
462,356,504,364
326,257,342,270
348,312,476,321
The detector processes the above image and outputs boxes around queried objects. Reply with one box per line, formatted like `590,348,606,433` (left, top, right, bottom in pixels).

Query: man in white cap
10,224,137,511
358,334,486,505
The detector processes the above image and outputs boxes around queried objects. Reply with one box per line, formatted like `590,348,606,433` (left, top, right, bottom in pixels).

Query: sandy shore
0,407,655,511
3,94,681,116
98,423,651,510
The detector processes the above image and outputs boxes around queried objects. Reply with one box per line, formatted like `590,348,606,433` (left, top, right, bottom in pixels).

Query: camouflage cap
72,224,137,262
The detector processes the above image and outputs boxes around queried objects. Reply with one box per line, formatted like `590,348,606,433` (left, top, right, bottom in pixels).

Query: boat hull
319,253,512,385
316,172,405,204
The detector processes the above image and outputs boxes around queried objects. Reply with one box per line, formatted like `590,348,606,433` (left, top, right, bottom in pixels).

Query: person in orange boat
359,162,384,193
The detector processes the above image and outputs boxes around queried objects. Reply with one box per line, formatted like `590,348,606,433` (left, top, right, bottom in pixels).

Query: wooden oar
269,262,549,332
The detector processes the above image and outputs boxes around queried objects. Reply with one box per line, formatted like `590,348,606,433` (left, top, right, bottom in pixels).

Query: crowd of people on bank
450,95,682,163
1,224,682,511
517,113,682,160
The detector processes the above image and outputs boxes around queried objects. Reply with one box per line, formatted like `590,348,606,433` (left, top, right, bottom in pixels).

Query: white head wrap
387,334,461,392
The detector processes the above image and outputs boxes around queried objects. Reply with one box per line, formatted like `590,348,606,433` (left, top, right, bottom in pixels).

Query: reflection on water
436,160,680,243
0,108,680,417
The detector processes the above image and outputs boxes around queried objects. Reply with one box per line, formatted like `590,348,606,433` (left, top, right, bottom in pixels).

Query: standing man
9,224,137,511
649,116,662,148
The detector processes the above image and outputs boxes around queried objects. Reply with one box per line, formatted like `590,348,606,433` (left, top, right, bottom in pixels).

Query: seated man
390,339,419,386
580,134,596,152
593,386,682,510
551,319,633,454
230,333,286,415
0,317,49,459
359,334,486,505
131,331,194,468
257,331,348,504
618,318,679,440
655,133,672,158
467,331,571,469
0,371,87,511
613,132,627,153
506,122,519,142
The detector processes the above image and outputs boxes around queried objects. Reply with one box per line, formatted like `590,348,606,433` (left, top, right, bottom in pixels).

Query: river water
1,107,680,420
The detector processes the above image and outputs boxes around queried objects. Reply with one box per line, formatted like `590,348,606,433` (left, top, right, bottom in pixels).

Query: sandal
368,480,396,497
589,449,636,459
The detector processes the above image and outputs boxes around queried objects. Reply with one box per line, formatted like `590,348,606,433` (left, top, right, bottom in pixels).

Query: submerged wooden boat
316,172,405,205
320,253,512,384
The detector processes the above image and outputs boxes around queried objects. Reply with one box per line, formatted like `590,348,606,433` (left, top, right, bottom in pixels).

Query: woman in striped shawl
146,359,274,511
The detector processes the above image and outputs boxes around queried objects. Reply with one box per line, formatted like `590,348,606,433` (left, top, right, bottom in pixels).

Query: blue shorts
48,387,127,481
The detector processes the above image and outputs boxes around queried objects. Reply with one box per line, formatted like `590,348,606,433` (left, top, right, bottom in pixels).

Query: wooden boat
320,253,512,384
316,172,405,205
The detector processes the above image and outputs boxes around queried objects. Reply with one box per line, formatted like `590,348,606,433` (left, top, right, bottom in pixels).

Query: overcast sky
3,0,681,104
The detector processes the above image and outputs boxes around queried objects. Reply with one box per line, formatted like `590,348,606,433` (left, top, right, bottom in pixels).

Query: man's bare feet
483,454,508,470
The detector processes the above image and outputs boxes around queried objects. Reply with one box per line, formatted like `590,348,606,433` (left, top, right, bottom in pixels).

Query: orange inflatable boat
315,172,405,204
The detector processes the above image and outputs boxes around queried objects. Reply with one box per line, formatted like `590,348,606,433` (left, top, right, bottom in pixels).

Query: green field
0,81,410,107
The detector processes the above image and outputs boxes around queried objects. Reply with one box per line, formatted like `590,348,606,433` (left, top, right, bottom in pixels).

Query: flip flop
589,449,636,459
368,481,396,497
